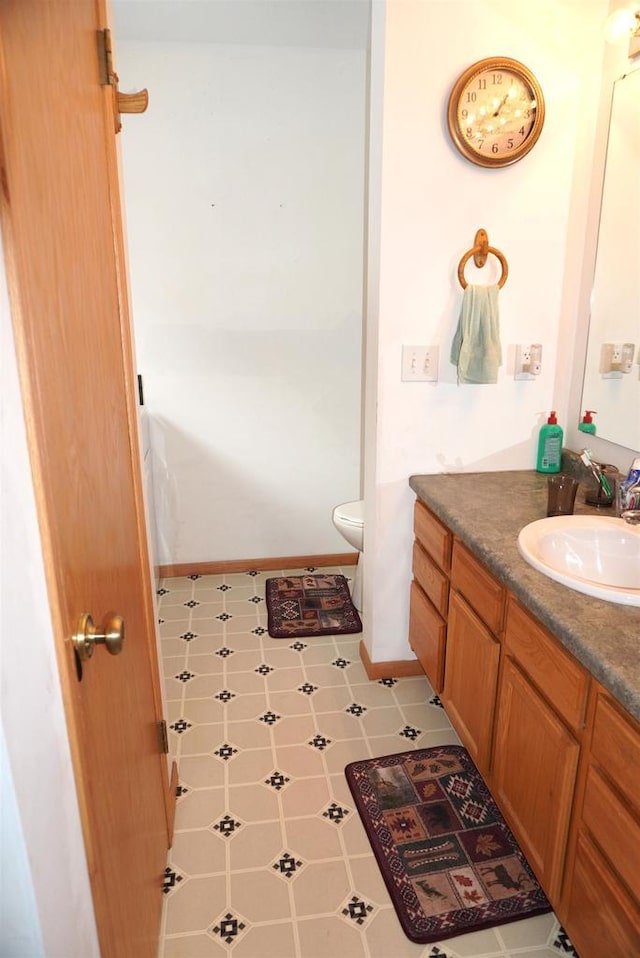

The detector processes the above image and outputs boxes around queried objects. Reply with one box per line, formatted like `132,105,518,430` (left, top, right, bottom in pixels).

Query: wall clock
447,57,545,168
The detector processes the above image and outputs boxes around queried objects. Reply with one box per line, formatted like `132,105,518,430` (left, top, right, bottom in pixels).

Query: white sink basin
518,515,640,606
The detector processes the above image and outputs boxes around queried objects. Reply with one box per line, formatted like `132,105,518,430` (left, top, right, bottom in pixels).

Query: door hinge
96,29,149,134
96,29,116,88
157,720,169,754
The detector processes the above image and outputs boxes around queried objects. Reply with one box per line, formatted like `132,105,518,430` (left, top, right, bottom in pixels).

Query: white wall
364,0,612,662
115,5,367,565
0,248,99,956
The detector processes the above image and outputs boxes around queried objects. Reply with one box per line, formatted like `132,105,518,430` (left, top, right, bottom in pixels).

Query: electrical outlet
401,345,439,382
515,344,542,380
621,343,635,373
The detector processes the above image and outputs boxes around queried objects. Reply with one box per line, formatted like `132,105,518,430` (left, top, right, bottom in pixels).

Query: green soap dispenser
578,410,597,435
536,411,563,473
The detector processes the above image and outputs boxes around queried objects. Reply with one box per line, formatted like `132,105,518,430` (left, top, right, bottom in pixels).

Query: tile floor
158,565,578,958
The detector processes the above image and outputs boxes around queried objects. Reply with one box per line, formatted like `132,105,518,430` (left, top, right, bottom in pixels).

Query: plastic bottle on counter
536,411,563,474
618,457,640,511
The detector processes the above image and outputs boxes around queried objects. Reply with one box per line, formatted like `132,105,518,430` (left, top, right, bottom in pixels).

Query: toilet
332,499,364,611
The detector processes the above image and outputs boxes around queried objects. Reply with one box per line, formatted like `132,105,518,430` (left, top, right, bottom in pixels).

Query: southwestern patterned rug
345,745,551,944
265,574,362,638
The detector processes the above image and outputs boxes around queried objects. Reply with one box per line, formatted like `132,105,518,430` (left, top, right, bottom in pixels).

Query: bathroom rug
345,745,551,944
265,573,362,638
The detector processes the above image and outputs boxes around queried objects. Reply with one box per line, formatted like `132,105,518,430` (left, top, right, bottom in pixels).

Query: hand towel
450,284,502,384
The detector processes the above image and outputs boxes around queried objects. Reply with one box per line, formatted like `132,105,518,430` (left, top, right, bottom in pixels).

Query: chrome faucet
621,510,640,525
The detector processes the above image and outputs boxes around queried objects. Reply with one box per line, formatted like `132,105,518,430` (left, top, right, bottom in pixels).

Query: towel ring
457,229,508,289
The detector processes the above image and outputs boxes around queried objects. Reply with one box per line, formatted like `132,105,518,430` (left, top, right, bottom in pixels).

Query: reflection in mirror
581,68,640,451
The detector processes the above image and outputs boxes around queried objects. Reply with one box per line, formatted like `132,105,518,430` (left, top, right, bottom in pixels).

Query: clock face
447,58,545,168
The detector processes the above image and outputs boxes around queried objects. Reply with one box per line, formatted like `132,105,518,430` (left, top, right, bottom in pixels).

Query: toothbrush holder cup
547,474,579,517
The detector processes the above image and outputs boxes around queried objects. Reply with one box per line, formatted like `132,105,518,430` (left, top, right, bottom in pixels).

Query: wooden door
0,3,171,956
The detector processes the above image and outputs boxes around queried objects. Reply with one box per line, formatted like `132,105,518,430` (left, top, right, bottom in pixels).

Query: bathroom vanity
408,471,640,958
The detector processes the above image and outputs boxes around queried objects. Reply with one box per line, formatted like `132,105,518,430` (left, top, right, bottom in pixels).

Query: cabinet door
564,832,640,958
442,591,500,777
492,657,580,900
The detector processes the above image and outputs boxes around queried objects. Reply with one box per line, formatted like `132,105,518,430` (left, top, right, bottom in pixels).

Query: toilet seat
332,499,364,528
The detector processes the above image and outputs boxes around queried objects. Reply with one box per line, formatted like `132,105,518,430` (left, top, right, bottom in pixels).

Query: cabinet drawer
590,691,640,813
409,580,446,692
412,540,449,615
504,598,588,733
414,500,451,572
451,539,504,634
581,764,640,903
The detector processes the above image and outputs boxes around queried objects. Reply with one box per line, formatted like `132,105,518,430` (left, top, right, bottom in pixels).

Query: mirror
581,68,640,451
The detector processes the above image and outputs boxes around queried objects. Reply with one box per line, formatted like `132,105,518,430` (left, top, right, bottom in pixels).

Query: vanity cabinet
561,688,640,957
408,501,451,692
408,497,640,957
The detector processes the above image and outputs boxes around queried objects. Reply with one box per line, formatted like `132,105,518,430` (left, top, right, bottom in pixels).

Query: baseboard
159,553,358,579
359,640,425,680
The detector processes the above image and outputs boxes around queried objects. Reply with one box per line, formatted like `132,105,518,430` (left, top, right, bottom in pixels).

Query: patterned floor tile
163,875,227,935
227,820,284,870
169,829,227,876
163,932,227,957
229,869,292,923
171,788,226,830
159,566,564,958
233,923,298,958
285,816,343,861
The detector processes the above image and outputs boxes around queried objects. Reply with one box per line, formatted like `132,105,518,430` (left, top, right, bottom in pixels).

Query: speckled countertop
409,470,640,722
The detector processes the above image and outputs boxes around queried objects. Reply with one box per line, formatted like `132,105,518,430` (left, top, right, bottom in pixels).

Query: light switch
401,345,439,382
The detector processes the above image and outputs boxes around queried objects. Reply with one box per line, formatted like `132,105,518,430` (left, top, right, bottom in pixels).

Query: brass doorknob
71,612,125,661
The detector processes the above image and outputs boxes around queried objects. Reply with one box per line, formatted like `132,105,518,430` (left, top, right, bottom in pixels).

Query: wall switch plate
515,343,542,380
401,345,439,382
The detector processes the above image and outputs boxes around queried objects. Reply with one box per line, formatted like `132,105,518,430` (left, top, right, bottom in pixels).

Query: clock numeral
492,73,503,85
477,78,487,90
491,143,499,154
465,91,477,103
507,138,514,149
465,127,473,138
518,126,525,135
